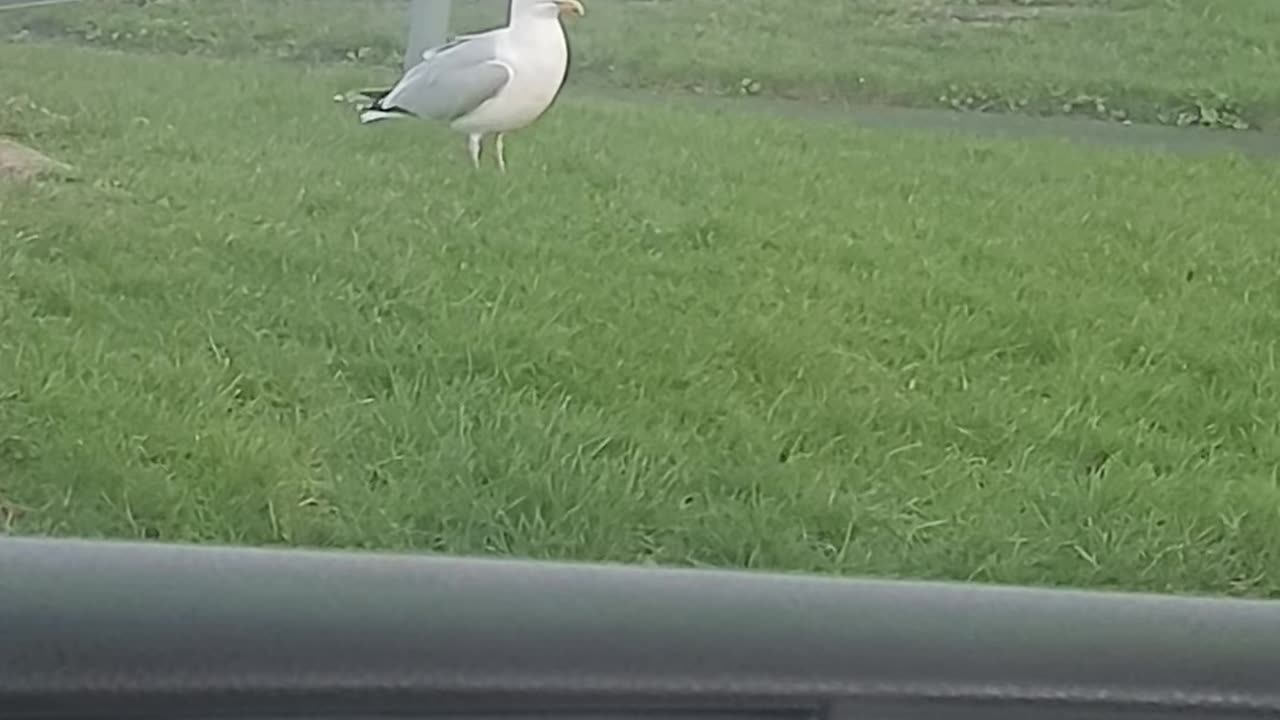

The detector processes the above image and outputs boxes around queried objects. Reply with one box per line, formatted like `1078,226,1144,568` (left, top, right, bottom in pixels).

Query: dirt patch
0,137,73,183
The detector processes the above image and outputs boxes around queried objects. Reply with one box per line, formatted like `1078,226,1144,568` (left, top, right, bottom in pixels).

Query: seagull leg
467,133,483,170
495,133,507,174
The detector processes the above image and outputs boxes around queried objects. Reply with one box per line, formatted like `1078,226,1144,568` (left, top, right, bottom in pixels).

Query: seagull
356,0,585,172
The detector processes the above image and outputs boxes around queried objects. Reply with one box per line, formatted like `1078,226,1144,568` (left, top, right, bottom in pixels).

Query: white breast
451,19,569,135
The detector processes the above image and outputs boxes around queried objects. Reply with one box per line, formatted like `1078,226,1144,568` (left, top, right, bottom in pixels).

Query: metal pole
404,0,452,71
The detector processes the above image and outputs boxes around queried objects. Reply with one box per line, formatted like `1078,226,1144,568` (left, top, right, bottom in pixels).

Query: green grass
4,42,1280,595
1,0,1279,129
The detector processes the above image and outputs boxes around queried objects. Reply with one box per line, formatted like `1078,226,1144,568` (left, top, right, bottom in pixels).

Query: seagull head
516,0,585,19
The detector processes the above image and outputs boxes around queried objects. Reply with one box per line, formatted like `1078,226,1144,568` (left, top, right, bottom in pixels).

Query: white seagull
357,0,585,172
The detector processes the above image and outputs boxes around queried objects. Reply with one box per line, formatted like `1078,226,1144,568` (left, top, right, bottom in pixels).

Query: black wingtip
354,87,416,121
356,87,394,102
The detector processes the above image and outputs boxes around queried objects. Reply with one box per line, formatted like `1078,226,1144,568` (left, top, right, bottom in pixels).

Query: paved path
574,87,1280,161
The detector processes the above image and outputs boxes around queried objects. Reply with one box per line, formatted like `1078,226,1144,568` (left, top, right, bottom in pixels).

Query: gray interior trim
2,537,1279,720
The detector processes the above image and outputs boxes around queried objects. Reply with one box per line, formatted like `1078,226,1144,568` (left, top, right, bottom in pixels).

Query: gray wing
381,32,511,121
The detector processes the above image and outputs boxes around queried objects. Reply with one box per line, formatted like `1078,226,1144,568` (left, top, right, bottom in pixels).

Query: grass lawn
1,0,1278,129
3,41,1280,596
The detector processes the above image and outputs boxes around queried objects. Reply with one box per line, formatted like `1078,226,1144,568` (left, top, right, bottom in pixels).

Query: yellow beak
555,0,585,16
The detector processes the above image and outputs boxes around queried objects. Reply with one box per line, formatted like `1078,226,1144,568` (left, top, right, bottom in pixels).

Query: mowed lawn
2,44,1280,595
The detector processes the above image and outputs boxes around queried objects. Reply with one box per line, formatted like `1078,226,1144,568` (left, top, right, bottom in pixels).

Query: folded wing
378,33,513,122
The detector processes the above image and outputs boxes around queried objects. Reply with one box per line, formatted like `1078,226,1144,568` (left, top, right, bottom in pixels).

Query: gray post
404,0,452,71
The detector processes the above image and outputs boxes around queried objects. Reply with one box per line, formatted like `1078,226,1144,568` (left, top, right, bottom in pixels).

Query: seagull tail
359,108,412,124
355,88,415,125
